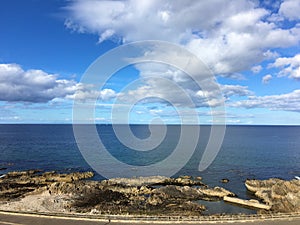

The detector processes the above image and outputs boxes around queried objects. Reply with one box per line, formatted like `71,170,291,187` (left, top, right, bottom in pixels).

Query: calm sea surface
0,124,299,214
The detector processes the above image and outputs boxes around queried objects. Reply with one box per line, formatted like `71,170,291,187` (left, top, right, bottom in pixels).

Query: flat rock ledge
0,170,234,216
224,196,271,210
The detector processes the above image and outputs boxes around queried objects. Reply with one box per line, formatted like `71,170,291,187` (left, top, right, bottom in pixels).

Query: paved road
1,212,300,225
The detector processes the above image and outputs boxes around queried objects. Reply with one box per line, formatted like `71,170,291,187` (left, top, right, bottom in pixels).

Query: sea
0,124,299,215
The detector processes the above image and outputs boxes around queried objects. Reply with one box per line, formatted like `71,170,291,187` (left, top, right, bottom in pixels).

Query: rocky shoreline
0,170,299,216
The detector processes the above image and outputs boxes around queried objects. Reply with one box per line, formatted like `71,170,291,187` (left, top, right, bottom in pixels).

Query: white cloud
263,50,280,60
65,0,300,77
0,63,73,102
0,104,20,122
251,65,262,73
221,84,253,98
270,54,300,80
0,116,20,121
98,29,115,43
116,69,252,109
226,119,241,124
230,89,300,112
262,74,272,84
118,52,252,109
99,89,117,101
63,0,300,116
279,0,300,21
66,85,117,102
0,63,116,103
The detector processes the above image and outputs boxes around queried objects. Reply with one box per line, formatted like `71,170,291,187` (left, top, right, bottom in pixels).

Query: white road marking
0,221,23,225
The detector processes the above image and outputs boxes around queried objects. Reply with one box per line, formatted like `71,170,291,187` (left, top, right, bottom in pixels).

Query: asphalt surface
1,212,300,225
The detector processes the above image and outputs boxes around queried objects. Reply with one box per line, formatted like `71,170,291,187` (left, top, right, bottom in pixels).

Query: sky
0,0,300,125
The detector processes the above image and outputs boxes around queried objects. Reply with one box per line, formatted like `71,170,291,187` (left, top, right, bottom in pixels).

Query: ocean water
0,124,299,214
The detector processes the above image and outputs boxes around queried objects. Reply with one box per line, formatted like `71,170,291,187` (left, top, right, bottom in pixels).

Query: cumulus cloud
63,0,300,115
65,0,300,76
269,54,300,80
66,84,117,102
0,63,116,103
116,47,252,109
279,0,300,20
262,74,272,84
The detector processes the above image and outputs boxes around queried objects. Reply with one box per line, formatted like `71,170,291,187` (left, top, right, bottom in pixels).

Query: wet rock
221,178,229,183
245,178,300,213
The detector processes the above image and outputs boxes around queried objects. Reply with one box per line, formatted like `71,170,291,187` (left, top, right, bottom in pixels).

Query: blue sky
0,0,300,125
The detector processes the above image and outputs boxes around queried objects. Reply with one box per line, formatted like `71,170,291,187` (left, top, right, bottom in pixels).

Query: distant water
0,124,299,214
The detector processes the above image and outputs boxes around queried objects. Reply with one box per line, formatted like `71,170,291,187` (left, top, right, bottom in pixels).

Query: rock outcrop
4,171,299,215
0,170,236,216
221,178,229,183
198,186,235,199
108,175,206,187
108,176,169,186
245,178,300,213
0,170,94,201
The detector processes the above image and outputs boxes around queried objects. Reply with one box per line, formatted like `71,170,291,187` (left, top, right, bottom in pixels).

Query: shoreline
0,170,299,219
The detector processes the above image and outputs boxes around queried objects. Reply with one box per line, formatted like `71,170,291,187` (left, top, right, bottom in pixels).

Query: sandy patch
0,190,72,213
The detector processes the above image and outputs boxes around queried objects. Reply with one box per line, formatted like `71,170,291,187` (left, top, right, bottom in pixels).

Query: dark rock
221,178,229,183
153,185,200,200
73,188,127,209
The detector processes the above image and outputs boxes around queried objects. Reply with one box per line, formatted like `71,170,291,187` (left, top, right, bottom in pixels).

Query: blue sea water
0,124,299,214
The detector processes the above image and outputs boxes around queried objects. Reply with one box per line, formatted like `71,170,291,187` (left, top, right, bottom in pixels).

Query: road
1,211,300,225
